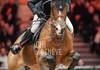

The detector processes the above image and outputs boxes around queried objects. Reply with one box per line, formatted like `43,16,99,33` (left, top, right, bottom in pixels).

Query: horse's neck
39,18,73,48
39,18,52,41
51,31,66,47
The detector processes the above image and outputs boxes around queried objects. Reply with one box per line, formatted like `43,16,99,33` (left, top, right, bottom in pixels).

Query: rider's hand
37,11,46,18
33,5,46,18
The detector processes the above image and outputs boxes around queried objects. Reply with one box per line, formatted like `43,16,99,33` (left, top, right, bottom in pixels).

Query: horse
8,0,80,70
36,0,80,69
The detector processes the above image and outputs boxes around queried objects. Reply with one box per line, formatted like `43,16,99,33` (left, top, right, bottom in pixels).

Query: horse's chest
47,41,69,56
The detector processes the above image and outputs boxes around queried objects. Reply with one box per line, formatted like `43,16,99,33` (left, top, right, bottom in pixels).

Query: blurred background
0,0,100,69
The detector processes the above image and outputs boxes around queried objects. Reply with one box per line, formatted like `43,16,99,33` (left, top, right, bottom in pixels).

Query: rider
10,0,73,54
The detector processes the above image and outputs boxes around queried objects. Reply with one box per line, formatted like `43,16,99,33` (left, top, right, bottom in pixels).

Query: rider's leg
10,15,44,54
66,16,74,33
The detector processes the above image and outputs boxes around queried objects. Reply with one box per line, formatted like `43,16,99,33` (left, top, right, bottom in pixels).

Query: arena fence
0,66,100,70
55,66,100,70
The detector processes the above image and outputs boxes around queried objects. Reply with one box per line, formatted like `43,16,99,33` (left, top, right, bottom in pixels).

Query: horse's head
51,0,67,36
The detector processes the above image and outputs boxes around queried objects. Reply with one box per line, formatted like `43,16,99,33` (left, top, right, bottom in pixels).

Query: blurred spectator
90,26,100,56
0,0,7,11
70,0,100,43
0,0,20,45
1,0,18,25
1,0,19,39
0,48,8,69
70,0,89,34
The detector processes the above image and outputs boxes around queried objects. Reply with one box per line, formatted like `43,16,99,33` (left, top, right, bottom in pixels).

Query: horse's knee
8,60,21,70
8,52,22,70
8,62,17,70
42,54,55,65
67,52,80,70
69,51,80,61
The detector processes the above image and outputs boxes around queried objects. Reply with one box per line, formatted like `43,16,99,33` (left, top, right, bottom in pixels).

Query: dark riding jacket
27,0,51,19
27,0,42,14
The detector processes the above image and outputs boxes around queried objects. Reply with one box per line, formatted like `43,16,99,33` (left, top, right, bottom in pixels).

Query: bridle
51,0,67,19
51,0,67,36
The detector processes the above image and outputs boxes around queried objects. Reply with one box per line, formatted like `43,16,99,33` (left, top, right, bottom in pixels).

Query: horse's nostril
56,28,58,30
61,30,63,34
59,30,63,35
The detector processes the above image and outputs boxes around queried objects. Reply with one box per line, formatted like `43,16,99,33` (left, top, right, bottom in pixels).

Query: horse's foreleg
28,64,41,70
68,52,80,70
8,51,24,70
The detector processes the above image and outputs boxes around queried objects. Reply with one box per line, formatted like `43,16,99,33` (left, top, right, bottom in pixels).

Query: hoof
43,55,55,65
68,52,80,70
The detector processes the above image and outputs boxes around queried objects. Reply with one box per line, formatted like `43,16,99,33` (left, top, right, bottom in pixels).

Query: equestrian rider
10,0,73,54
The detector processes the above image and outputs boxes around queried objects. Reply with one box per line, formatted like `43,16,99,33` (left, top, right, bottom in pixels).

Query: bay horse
8,0,80,70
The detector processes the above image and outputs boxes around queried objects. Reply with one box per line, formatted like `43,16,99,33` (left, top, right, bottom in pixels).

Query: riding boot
10,18,46,54
10,29,34,54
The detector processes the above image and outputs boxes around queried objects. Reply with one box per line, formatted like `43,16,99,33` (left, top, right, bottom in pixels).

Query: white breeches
66,17,74,33
31,14,73,34
31,15,41,33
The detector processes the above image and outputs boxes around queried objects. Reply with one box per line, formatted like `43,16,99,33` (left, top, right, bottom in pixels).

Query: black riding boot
10,18,46,54
10,29,33,54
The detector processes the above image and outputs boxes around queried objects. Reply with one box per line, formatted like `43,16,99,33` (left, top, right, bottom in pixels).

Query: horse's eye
55,27,58,30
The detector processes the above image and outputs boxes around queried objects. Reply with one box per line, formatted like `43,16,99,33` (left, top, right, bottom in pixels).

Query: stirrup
10,44,22,54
